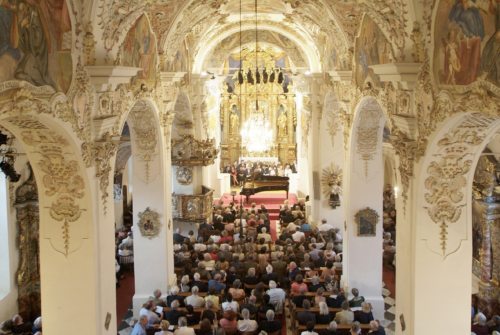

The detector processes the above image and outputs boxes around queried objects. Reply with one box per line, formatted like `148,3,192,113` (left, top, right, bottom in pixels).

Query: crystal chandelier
240,112,273,153
238,0,273,153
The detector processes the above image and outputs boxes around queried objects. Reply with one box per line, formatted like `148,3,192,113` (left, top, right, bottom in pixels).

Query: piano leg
246,194,250,203
286,190,289,200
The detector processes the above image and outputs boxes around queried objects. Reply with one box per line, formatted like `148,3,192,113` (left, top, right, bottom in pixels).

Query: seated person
292,285,308,308
334,301,354,325
257,227,272,243
316,301,332,324
174,317,195,335
309,276,324,292
244,267,260,286
291,274,308,295
184,305,199,326
228,279,246,301
222,293,239,313
164,300,185,326
267,280,286,312
219,310,238,334
297,299,316,325
10,314,32,334
237,308,258,332
197,318,214,335
191,272,208,292
258,294,275,315
185,286,205,308
204,288,220,307
260,310,282,333
314,288,326,307
154,320,172,335
301,321,319,335
368,320,386,335
139,300,162,329
261,264,279,285
349,288,365,308
472,313,490,335
326,288,345,308
207,273,226,293
322,321,338,335
354,302,374,324
240,295,259,319
166,286,185,307
200,300,216,324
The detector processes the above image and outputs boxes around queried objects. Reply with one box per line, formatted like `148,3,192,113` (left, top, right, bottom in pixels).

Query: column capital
369,63,422,90
328,70,353,83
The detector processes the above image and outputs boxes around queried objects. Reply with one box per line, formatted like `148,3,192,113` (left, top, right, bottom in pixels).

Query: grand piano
240,175,289,203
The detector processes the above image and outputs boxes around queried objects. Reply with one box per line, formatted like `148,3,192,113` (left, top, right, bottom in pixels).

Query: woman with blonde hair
154,320,173,335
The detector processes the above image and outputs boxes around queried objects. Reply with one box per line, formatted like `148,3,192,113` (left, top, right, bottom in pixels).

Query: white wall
317,108,346,230
0,173,19,322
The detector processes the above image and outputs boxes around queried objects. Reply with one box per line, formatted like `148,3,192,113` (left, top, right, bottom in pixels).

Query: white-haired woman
180,275,190,293
316,301,332,324
237,308,258,332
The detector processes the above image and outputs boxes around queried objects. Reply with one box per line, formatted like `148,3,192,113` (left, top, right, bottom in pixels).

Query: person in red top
291,274,308,296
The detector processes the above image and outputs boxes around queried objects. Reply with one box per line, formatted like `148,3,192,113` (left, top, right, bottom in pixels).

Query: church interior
0,0,499,334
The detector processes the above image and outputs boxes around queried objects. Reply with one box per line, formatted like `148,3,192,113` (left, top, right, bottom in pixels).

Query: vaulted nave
0,1,499,335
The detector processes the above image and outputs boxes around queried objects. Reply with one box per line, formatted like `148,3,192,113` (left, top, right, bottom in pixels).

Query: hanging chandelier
239,0,273,153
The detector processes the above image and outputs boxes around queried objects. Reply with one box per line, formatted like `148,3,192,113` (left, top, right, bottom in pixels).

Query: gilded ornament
321,164,343,209
171,135,218,166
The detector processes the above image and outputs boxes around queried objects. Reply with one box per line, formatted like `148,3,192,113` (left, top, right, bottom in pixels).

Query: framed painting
355,207,379,236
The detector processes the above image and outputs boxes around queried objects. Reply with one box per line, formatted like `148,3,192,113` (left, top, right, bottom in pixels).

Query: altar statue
277,111,287,137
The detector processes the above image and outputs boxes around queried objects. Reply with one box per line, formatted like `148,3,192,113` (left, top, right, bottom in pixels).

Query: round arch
413,112,500,333
0,92,102,334
343,95,390,321
114,97,176,317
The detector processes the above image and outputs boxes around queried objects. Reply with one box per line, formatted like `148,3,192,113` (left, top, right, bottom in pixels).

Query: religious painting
355,207,379,236
165,39,189,73
120,15,157,82
137,207,161,239
0,0,72,92
434,0,499,86
354,15,393,88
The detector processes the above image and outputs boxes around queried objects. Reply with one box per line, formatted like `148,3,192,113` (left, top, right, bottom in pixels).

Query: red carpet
218,192,298,240
382,265,396,298
116,271,135,326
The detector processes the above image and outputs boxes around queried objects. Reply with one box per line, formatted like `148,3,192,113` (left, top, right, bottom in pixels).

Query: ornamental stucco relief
423,113,499,257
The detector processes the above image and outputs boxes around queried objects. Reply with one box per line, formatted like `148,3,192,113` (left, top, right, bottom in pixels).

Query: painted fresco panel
434,0,499,86
121,15,157,81
354,15,392,88
0,0,72,92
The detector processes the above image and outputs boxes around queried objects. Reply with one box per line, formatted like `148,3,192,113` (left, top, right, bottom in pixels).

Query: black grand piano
240,175,289,203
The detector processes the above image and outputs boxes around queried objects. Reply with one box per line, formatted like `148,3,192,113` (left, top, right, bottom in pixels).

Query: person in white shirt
174,317,195,335
221,293,239,313
301,321,319,335
266,280,286,313
237,309,258,332
185,286,205,308
318,219,335,232
292,228,305,242
257,227,272,242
